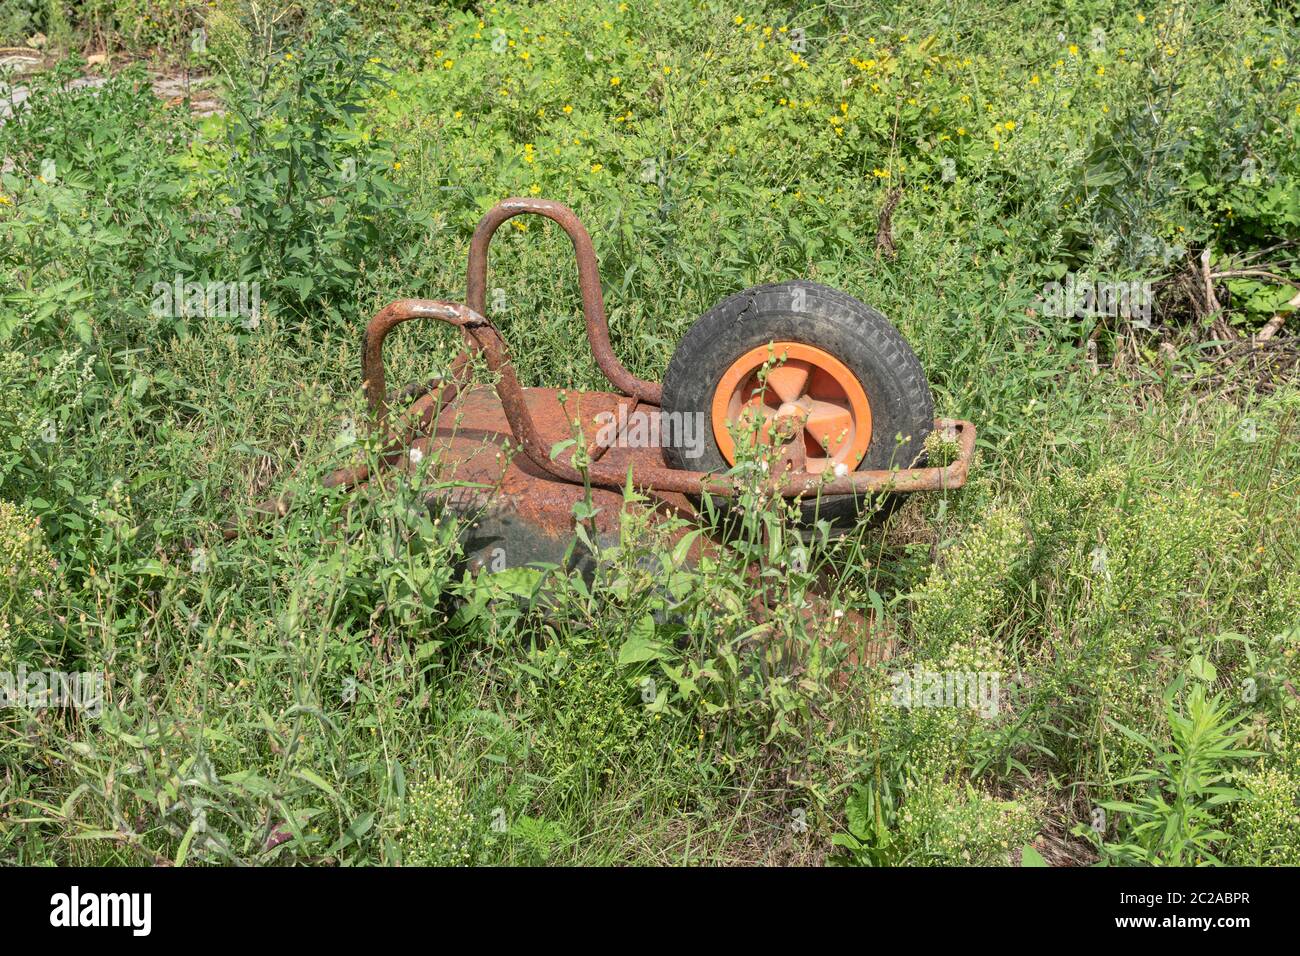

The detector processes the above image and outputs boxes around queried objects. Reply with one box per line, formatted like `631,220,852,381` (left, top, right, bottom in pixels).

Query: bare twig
874,187,901,260
1255,289,1300,345
1200,248,1221,316
1209,268,1300,289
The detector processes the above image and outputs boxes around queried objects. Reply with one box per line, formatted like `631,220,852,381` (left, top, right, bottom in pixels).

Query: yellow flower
609,76,621,85
992,140,1000,151
957,127,966,135
1030,74,1040,84
519,51,529,60
663,65,671,75
1068,44,1079,56
0,194,11,205
1004,120,1015,130
1096,65,1104,76
443,59,454,69
529,183,541,195
590,163,603,173
1137,12,1146,23
563,104,573,114
734,15,744,25
393,161,402,170
453,110,463,119
284,52,293,60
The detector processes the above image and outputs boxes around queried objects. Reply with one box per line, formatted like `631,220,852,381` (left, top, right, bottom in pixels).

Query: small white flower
409,447,424,464
833,462,849,478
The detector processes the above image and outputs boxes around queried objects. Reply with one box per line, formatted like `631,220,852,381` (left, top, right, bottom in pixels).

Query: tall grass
1,0,1297,865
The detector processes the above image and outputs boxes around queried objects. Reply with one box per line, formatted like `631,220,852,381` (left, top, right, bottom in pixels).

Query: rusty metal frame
465,198,662,406
359,198,976,501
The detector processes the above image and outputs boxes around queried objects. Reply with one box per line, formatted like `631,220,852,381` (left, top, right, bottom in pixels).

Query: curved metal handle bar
361,296,590,484
465,198,662,405
363,299,485,432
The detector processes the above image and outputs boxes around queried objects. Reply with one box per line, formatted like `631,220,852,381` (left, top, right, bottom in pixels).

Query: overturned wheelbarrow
236,198,974,581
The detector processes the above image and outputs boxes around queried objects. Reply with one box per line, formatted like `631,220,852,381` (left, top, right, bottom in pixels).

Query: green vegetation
1,0,1297,866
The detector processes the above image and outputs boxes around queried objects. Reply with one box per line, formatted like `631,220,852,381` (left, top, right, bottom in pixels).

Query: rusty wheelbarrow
234,198,975,578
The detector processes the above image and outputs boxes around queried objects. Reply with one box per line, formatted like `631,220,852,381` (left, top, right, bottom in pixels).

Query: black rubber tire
661,280,934,528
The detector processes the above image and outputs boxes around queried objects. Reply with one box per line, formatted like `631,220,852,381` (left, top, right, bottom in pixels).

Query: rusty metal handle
362,299,485,432
465,198,662,405
571,417,977,499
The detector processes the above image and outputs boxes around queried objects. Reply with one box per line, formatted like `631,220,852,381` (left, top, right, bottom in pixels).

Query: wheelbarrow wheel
661,280,934,528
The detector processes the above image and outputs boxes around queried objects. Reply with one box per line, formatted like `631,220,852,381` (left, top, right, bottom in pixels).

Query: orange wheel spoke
764,362,810,404
803,400,854,455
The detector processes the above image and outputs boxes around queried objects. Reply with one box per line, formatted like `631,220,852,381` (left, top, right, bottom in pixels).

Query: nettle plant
213,2,407,323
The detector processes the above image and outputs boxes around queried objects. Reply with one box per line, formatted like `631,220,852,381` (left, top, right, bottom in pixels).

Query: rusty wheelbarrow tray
231,198,975,575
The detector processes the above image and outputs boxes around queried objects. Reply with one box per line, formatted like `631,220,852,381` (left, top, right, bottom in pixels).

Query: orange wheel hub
710,342,872,475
